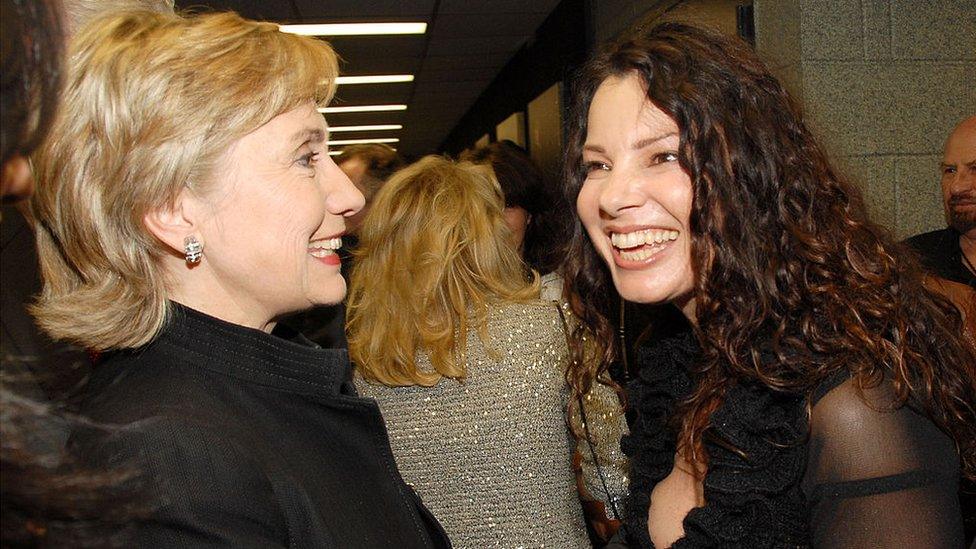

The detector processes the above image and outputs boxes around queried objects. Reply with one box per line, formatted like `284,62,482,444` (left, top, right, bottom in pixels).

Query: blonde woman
30,11,448,547
348,156,590,548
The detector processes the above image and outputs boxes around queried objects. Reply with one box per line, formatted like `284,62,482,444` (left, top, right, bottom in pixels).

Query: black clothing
71,304,449,548
904,227,976,287
621,331,964,548
1,205,89,404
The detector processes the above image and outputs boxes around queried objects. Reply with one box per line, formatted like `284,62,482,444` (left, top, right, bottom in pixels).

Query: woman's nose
322,159,366,217
598,168,644,216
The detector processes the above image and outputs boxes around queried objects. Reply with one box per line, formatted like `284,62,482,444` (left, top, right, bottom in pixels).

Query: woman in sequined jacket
463,140,631,544
348,155,592,548
562,22,976,548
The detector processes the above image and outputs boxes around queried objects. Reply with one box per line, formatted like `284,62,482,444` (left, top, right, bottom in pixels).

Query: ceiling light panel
318,104,408,114
336,75,414,85
329,124,402,133
279,22,427,36
329,138,400,145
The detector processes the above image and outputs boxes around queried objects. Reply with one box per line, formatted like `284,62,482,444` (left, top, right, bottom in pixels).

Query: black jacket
904,227,976,287
71,304,449,548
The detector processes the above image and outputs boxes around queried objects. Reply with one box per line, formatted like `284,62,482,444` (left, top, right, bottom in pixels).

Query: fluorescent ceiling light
336,74,414,85
279,22,427,36
329,147,398,156
319,104,408,114
330,124,402,133
329,138,399,146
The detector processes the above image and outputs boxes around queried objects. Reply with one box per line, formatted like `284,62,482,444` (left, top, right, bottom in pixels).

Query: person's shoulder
810,375,885,433
808,374,956,475
485,300,567,357
903,227,954,251
82,345,235,425
488,299,563,339
489,297,561,316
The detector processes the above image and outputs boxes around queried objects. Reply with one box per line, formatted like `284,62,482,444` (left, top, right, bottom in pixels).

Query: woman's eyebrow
289,128,326,148
631,131,677,150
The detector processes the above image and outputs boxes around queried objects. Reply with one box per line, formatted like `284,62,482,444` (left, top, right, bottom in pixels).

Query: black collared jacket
72,304,450,548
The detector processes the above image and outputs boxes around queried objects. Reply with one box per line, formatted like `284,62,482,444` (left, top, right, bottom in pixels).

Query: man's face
942,117,976,237
339,157,371,234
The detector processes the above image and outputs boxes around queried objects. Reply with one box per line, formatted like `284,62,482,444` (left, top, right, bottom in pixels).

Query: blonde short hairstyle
347,155,540,387
30,10,339,351
62,0,175,37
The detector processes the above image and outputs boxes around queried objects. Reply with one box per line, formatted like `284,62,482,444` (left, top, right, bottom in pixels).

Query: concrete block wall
756,0,976,238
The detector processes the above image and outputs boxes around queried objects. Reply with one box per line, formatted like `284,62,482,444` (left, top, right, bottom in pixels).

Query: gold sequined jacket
356,300,591,548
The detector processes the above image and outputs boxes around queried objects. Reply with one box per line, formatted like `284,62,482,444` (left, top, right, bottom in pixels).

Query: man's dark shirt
903,228,976,288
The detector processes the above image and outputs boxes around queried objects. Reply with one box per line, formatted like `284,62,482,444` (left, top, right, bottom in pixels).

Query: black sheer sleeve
803,377,964,548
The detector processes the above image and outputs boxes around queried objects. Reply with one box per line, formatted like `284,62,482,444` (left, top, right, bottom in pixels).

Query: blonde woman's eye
297,152,319,168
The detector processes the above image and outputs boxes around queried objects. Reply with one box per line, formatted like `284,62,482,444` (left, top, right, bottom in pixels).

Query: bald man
905,116,976,288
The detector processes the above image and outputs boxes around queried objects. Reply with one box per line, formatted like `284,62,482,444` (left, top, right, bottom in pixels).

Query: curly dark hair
562,22,976,478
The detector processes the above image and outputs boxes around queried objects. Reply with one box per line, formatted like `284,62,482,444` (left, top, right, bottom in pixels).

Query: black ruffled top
620,331,965,548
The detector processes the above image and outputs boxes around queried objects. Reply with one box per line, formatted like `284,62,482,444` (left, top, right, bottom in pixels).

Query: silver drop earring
184,236,203,264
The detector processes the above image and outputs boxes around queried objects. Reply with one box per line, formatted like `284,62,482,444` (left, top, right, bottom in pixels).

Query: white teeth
308,237,342,256
610,229,678,249
619,247,655,261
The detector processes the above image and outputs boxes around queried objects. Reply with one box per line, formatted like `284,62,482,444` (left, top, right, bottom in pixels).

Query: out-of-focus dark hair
562,22,976,478
0,0,64,167
1,0,145,544
336,143,405,198
462,140,570,274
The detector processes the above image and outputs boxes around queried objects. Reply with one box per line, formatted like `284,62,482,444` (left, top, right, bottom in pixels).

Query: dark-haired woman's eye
584,161,610,174
650,152,679,165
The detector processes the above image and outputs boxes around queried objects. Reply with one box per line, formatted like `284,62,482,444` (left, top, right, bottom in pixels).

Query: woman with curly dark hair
563,22,976,548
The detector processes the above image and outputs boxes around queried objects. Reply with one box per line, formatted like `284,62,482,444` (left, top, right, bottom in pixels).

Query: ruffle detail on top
621,331,810,548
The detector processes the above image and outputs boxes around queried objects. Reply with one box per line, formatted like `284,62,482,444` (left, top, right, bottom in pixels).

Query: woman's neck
675,294,698,327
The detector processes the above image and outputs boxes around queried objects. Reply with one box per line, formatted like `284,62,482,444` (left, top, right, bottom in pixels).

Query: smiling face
190,102,364,328
577,72,696,315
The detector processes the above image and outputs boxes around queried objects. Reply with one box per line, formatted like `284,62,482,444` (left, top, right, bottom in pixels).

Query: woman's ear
143,189,201,256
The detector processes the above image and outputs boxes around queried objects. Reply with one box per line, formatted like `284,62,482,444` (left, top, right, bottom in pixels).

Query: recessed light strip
336,74,413,85
329,138,399,146
330,148,397,156
329,124,402,133
319,104,407,114
279,22,427,36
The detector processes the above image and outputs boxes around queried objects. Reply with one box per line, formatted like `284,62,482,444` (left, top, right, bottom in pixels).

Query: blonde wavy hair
347,155,540,387
30,10,339,351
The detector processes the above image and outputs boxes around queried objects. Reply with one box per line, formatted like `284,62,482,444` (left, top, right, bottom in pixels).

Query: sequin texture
357,301,591,548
